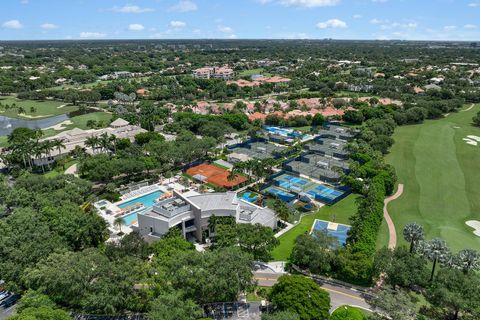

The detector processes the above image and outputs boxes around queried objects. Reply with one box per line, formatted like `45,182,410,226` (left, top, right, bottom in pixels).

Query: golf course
380,104,480,251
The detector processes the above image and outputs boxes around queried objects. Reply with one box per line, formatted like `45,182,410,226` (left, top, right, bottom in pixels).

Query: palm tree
52,139,66,158
421,238,450,281
403,222,425,253
85,136,99,154
114,217,124,234
33,145,46,173
454,249,480,274
99,133,112,153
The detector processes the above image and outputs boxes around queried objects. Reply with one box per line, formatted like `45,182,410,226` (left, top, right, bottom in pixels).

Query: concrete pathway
64,163,78,176
462,103,475,112
383,184,404,249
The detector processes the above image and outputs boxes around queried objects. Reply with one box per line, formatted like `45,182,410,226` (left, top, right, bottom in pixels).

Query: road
0,305,16,320
254,272,373,312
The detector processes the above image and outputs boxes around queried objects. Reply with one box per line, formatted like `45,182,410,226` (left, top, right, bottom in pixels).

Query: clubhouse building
137,190,277,242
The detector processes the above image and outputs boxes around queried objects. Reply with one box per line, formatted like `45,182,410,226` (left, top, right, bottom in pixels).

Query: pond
0,114,69,136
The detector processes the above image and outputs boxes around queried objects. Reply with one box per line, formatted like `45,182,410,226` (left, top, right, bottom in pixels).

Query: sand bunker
44,120,73,131
467,135,480,142
453,126,460,129
465,220,480,237
463,137,479,146
19,114,52,119
57,104,67,109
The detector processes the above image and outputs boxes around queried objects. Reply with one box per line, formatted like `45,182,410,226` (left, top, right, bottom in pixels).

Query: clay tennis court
186,163,247,189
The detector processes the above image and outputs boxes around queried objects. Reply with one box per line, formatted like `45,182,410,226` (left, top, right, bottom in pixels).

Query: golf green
382,104,480,251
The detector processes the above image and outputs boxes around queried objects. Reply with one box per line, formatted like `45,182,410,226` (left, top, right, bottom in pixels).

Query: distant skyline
1,0,479,41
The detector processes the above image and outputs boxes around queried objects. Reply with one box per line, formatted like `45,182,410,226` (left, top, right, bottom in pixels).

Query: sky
0,0,479,41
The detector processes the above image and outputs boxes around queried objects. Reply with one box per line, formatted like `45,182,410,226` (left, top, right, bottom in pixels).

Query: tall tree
402,222,424,253
421,239,450,281
269,275,330,320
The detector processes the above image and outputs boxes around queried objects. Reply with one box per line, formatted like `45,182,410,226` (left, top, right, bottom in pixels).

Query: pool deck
94,183,168,239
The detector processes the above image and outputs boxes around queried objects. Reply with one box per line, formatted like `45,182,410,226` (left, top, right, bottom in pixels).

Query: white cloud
41,23,58,30
257,0,274,4
20,0,29,4
468,2,480,7
443,25,457,31
316,19,347,29
353,14,362,19
228,34,238,39
370,18,385,24
2,20,23,29
279,0,339,7
170,20,186,28
128,24,144,31
110,5,154,13
169,1,198,12
219,26,234,33
79,32,107,39
380,22,417,30
464,24,477,29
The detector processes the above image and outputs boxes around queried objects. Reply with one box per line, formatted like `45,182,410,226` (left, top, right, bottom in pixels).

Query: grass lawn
271,194,358,261
331,305,369,319
0,96,77,119
41,112,113,138
385,104,480,251
0,112,112,148
238,68,265,77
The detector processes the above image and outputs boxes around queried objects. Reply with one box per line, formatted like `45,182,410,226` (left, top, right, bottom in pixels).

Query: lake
0,114,69,136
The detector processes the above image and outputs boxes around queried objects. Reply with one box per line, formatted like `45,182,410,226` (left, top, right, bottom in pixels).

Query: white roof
110,118,130,127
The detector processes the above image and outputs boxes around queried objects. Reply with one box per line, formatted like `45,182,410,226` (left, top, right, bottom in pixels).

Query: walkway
462,103,475,112
64,163,78,176
383,184,404,249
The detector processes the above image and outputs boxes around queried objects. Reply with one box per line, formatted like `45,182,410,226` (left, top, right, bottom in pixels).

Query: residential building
137,190,277,242
193,66,234,79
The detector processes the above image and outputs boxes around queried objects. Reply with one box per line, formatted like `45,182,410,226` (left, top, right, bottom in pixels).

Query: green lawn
0,96,77,119
41,112,112,138
385,104,480,251
271,194,358,261
238,68,265,77
0,112,112,147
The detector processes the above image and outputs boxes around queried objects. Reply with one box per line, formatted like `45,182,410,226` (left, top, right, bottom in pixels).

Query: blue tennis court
272,173,346,204
310,219,351,247
262,186,296,203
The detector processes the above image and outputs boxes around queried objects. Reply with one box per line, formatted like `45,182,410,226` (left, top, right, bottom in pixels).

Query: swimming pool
117,190,163,226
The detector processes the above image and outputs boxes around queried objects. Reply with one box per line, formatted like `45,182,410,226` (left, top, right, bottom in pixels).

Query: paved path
253,271,373,312
462,103,475,112
65,163,78,176
383,184,404,249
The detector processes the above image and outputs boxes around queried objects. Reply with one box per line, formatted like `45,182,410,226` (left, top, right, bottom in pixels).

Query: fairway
384,105,480,251
0,96,78,119
271,194,357,261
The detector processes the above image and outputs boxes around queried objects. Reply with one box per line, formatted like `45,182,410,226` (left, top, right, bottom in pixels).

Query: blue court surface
262,186,296,203
272,173,345,204
265,126,304,138
310,219,351,247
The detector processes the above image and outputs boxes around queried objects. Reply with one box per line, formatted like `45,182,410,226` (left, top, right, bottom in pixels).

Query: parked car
0,291,10,302
0,294,19,308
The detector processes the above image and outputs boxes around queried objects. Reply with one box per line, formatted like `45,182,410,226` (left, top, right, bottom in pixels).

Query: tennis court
272,173,346,204
310,219,351,246
262,185,297,203
186,163,247,189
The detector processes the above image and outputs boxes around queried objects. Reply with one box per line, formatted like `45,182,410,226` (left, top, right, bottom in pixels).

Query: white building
34,118,147,165
137,190,277,242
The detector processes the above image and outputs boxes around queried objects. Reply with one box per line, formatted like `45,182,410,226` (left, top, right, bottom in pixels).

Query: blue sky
1,0,479,40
